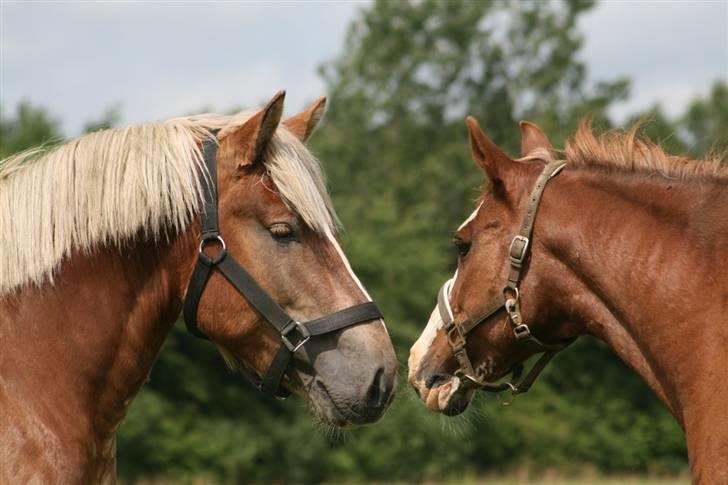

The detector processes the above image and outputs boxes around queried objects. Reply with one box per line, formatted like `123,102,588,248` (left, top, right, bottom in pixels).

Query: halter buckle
513,323,532,340
446,323,466,351
509,235,530,268
281,321,311,352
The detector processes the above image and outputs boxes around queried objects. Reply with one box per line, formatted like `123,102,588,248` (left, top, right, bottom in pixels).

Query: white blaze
457,202,483,231
325,230,387,332
408,275,456,375
409,203,481,381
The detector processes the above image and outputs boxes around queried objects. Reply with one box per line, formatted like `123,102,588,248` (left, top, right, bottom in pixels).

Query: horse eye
269,223,293,241
453,238,471,257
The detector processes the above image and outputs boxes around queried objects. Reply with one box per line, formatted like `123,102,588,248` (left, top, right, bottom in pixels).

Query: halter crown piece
183,136,384,398
438,160,576,396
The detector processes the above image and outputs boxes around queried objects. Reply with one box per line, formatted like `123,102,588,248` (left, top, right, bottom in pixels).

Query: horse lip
429,376,473,416
312,379,377,426
441,395,470,416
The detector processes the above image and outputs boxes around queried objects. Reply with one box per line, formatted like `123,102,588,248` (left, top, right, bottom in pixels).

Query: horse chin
424,376,475,416
305,377,387,427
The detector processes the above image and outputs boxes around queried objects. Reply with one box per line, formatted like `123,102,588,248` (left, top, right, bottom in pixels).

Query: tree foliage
315,0,629,358
0,102,61,158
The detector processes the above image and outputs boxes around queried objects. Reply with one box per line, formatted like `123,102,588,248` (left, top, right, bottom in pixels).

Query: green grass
447,471,690,485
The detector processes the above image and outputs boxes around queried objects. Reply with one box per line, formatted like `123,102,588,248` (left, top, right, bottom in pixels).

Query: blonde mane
0,112,337,295
563,121,728,179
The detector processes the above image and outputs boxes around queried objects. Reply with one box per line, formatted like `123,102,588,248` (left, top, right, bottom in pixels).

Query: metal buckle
505,295,523,326
513,323,531,340
280,321,310,352
509,235,530,268
198,235,227,264
454,369,482,388
446,323,466,351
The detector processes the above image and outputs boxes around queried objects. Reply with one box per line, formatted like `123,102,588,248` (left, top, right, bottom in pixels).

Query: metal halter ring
457,372,483,388
504,286,520,305
505,298,517,315
198,235,227,264
497,384,518,406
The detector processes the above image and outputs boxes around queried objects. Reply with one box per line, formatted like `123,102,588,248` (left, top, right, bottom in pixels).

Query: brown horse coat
409,119,727,484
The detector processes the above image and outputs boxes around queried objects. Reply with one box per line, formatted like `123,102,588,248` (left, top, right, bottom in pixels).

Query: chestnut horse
408,118,727,483
0,92,397,482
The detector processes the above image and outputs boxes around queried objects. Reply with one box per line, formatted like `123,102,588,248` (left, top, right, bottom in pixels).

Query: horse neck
0,228,196,477
533,168,728,426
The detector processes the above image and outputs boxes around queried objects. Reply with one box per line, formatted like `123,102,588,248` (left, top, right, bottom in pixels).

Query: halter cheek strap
183,137,384,398
439,160,575,396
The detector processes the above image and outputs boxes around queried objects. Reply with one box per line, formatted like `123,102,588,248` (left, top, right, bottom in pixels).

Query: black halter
439,160,576,396
183,137,384,398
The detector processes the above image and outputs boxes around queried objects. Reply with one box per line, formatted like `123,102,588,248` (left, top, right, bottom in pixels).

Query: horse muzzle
410,372,475,416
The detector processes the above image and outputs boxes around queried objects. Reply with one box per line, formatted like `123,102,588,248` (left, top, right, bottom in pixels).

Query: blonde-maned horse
409,118,727,484
0,91,397,482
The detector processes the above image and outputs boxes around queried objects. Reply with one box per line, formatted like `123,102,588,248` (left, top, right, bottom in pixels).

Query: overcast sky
1,1,726,136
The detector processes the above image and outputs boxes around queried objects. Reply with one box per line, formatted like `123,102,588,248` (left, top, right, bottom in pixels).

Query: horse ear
284,96,326,142
466,116,513,185
519,120,555,159
220,90,285,169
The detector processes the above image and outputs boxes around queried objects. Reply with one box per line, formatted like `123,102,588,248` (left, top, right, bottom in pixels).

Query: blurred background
1,1,726,483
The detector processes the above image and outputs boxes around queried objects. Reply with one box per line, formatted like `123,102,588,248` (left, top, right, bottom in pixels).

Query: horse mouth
307,378,389,427
421,376,475,416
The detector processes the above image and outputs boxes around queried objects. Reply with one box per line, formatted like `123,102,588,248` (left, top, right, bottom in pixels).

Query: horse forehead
223,174,289,214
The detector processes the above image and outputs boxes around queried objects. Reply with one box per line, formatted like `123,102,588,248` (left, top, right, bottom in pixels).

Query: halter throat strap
183,137,383,398
440,160,574,396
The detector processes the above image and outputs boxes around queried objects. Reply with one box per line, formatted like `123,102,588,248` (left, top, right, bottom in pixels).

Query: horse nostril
425,373,450,389
365,367,388,408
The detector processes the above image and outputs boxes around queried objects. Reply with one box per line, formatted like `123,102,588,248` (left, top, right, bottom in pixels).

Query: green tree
0,101,62,158
83,105,122,133
310,0,686,480
627,80,727,160
315,0,628,361
680,81,728,158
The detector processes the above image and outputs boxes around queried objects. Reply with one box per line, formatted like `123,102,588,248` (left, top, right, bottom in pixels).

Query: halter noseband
183,137,384,398
438,160,575,396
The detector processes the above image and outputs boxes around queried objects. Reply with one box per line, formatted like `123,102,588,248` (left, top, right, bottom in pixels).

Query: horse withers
0,91,397,482
408,117,728,483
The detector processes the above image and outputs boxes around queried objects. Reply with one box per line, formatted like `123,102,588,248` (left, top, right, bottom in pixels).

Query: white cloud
579,0,727,122
0,1,366,134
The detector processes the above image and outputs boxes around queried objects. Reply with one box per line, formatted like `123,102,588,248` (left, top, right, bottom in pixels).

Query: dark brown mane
563,120,728,180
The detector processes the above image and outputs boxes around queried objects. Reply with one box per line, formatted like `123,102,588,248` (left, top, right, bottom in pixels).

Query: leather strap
505,161,566,292
305,302,383,336
438,160,574,396
199,139,220,239
183,257,214,340
215,255,293,333
461,294,505,334
261,345,295,395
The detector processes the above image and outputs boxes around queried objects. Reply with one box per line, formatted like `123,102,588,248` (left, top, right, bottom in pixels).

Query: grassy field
469,479,689,485
134,475,691,485
446,472,690,485
133,475,691,485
